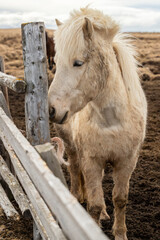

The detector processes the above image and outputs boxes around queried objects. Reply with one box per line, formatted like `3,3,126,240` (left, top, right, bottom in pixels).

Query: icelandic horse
48,7,147,240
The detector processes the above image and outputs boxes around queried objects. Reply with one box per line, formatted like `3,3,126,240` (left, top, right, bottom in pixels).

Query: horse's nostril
49,107,56,120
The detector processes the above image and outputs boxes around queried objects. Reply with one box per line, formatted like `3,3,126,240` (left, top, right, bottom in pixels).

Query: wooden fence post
21,22,50,240
0,56,9,107
35,143,67,187
21,22,50,145
0,56,13,183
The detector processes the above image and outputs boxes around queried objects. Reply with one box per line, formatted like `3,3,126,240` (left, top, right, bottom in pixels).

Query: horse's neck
90,60,129,126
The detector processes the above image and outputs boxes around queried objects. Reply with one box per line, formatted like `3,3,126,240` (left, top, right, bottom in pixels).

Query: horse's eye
73,60,84,67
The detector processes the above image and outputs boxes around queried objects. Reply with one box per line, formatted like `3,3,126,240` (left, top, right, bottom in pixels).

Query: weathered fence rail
0,113,66,240
0,182,19,220
0,72,26,93
0,56,9,107
0,22,110,240
0,155,30,217
0,106,108,240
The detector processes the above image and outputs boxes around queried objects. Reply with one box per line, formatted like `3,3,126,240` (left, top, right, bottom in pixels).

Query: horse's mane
113,34,144,106
55,7,144,106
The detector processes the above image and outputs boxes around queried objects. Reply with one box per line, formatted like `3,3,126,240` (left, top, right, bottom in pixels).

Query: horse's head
48,8,119,124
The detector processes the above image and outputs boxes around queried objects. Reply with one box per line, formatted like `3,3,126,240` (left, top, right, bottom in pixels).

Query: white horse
48,7,147,240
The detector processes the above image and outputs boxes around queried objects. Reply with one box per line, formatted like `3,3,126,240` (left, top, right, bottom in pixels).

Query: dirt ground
0,29,160,240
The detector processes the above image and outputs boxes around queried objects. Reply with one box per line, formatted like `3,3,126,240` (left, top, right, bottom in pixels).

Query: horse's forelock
54,7,120,63
54,19,86,63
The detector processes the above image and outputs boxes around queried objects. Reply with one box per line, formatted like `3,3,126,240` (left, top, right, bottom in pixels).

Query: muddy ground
0,29,160,240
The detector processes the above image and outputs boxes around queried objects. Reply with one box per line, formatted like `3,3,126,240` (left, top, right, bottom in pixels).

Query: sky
0,0,160,32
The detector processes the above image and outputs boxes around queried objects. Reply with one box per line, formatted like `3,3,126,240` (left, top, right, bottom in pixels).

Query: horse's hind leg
112,158,137,240
68,152,85,203
82,158,109,224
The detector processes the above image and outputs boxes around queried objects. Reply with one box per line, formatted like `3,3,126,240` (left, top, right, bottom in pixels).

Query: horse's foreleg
82,158,109,224
112,159,136,240
68,152,85,203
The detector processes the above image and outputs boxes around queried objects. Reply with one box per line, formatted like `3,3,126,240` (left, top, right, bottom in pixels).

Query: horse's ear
55,19,63,27
82,17,93,41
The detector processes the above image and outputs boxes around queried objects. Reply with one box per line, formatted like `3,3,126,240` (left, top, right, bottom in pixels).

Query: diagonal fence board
29,203,49,240
0,183,19,220
0,127,67,240
0,85,66,240
0,107,109,240
0,155,30,216
0,90,11,118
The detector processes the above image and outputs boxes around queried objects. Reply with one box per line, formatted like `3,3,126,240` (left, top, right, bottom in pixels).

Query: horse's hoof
100,209,110,220
115,234,128,240
79,196,85,204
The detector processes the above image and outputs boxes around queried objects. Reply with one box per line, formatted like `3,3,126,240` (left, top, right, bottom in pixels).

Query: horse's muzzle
49,107,68,124
49,107,56,121
59,111,68,124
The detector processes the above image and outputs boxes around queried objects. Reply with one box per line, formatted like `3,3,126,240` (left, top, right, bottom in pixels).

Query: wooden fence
0,22,110,240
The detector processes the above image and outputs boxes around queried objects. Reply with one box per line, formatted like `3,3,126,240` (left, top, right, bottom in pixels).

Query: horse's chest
71,114,107,153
